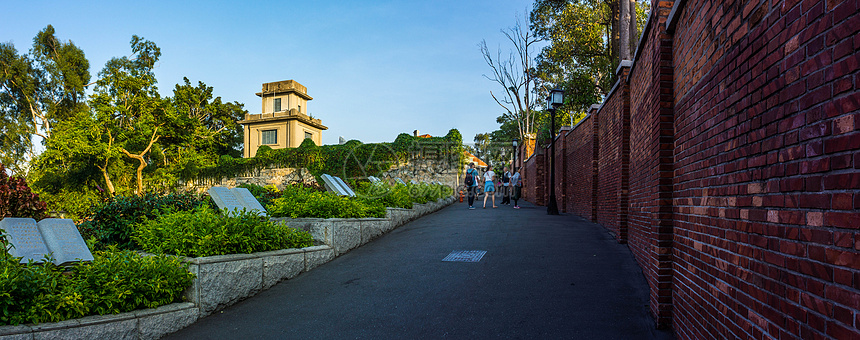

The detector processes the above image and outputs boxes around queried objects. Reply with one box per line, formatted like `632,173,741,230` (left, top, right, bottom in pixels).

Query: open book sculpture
208,187,267,215
1,218,94,265
321,174,356,197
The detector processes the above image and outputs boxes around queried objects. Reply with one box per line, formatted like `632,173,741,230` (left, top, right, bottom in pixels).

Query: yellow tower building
239,80,328,158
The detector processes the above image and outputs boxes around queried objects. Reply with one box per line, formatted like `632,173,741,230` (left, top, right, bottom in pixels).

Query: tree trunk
609,0,621,65
97,166,116,195
619,0,633,60
121,128,160,195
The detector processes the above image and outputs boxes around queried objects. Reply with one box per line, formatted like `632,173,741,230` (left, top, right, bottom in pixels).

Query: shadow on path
166,201,675,339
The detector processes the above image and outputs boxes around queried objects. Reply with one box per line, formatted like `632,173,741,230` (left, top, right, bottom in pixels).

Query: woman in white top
482,165,497,208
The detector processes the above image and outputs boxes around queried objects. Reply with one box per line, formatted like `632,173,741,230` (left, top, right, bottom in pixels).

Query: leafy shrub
268,184,386,219
76,248,195,315
237,183,282,208
355,182,413,209
0,247,193,326
355,181,452,207
134,205,314,257
78,192,210,250
0,162,47,219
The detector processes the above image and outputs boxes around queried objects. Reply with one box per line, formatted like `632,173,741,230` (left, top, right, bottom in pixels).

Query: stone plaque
37,218,94,265
1,218,50,263
321,174,348,196
333,176,356,197
208,186,247,214
232,188,267,214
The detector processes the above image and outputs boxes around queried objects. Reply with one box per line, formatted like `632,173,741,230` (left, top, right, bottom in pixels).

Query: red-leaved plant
0,163,47,219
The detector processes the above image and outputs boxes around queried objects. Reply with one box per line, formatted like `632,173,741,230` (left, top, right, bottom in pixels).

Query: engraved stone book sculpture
208,187,267,215
333,176,356,197
1,218,94,265
321,174,356,197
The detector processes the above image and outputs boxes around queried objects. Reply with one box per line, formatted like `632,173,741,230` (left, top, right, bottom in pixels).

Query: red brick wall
565,115,597,219
597,86,625,238
522,149,546,206
627,0,677,326
556,127,571,213
669,0,860,339
524,0,859,338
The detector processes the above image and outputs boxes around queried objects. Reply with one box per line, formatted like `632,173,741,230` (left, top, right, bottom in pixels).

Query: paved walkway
166,200,675,339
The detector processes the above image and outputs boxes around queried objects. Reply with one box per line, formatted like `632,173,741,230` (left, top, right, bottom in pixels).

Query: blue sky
2,0,538,146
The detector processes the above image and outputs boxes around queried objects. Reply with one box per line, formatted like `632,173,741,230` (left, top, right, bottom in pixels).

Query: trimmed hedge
134,206,314,257
265,181,453,219
78,192,211,250
0,248,193,326
267,185,386,219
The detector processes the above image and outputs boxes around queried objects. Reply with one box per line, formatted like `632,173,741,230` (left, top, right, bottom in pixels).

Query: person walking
464,163,480,210
500,166,511,205
511,167,522,209
482,165,497,208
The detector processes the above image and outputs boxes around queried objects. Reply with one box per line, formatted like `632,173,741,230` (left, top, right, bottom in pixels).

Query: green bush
78,192,210,250
237,183,282,208
355,181,452,207
0,248,193,326
268,184,386,219
134,205,314,257
355,182,413,209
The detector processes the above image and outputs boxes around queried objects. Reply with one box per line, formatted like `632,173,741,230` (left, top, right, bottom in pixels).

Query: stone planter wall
183,245,335,316
271,196,456,255
0,196,456,340
0,303,198,340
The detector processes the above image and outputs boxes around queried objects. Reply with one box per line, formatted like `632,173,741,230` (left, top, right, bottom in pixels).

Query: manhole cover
442,250,487,262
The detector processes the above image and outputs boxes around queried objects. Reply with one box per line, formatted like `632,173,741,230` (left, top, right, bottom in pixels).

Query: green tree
0,25,90,174
169,77,244,159
528,0,649,146
90,35,171,195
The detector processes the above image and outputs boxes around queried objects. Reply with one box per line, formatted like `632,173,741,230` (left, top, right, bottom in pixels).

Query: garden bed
0,196,456,340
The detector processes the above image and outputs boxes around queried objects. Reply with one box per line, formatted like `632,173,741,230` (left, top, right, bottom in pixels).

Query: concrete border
0,303,199,340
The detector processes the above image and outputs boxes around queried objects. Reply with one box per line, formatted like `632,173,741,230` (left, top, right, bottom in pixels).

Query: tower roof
255,80,313,100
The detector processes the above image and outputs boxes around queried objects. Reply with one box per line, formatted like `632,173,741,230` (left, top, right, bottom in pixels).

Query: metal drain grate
442,250,487,262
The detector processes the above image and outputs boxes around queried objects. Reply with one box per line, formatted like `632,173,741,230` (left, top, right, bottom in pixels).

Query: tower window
261,129,277,145
305,131,313,140
274,98,281,112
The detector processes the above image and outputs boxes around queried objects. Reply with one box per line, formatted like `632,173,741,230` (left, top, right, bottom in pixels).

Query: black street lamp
546,88,563,215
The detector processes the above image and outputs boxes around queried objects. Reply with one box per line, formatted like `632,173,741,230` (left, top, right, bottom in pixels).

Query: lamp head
548,88,564,109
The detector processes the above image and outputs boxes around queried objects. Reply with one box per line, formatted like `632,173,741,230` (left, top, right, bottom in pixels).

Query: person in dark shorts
464,163,480,209
511,168,522,209
500,166,511,205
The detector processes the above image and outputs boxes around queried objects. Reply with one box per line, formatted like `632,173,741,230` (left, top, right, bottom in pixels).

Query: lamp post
546,88,563,215
512,138,519,172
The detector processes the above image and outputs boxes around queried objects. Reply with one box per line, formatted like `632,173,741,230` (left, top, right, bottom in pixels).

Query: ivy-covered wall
182,129,464,191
